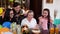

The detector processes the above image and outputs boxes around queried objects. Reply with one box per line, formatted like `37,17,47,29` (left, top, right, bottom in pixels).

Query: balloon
2,22,11,28
9,0,14,2
0,7,3,16
0,28,10,32
54,19,60,26
0,25,2,28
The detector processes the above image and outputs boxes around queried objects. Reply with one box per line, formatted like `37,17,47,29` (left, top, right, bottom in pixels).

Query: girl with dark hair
38,8,53,34
4,9,16,22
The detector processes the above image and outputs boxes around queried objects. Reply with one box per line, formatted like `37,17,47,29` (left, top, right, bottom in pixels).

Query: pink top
39,17,48,30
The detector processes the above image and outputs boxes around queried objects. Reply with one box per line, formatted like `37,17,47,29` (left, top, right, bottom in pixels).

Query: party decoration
2,22,11,28
9,0,14,2
54,19,60,26
0,25,2,29
0,7,3,16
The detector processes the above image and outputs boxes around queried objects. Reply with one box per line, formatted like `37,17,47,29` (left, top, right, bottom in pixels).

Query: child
38,8,53,34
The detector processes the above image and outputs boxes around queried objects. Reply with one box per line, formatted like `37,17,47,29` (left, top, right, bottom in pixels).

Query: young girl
39,8,52,34
4,9,16,22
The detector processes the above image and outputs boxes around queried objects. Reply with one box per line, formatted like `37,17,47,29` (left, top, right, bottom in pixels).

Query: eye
43,12,47,14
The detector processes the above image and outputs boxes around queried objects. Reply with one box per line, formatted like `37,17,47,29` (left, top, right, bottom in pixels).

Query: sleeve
21,19,27,27
21,20,25,27
34,19,37,26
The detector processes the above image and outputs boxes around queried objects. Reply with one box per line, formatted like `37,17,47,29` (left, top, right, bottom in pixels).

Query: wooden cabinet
30,0,42,23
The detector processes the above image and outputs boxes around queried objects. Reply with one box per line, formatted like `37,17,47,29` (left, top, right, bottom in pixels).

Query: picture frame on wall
46,0,53,3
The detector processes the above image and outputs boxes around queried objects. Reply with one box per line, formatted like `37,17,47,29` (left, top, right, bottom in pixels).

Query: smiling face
27,12,34,19
42,10,48,18
14,5,21,13
10,10,14,18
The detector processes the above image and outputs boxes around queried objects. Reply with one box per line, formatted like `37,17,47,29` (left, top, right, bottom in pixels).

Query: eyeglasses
10,13,14,15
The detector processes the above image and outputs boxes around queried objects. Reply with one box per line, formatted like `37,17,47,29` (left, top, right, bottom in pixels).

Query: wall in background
54,0,60,19
42,0,60,20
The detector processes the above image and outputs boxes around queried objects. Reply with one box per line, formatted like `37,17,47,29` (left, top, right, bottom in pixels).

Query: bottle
11,22,17,34
17,25,21,34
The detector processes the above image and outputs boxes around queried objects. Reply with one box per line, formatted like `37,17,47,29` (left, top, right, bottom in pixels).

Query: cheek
46,14,48,16
16,8,19,10
17,8,20,10
11,14,14,16
12,14,14,16
43,13,48,15
43,14,45,16
28,15,31,18
44,14,48,17
31,16,33,17
30,16,33,18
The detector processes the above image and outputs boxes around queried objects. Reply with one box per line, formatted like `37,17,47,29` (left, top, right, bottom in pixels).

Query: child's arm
50,19,53,23
38,16,42,25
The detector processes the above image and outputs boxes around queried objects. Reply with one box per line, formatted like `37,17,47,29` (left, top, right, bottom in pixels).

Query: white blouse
21,18,37,29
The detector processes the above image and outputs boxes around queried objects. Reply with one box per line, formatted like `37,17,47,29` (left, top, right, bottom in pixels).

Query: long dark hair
43,8,50,29
4,9,14,21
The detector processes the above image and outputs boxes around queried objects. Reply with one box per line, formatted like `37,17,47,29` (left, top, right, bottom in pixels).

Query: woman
21,10,37,29
4,9,16,22
38,8,53,34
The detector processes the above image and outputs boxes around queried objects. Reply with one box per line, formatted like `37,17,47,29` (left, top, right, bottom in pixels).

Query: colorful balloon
0,25,2,29
9,0,14,2
2,22,11,28
0,7,3,16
